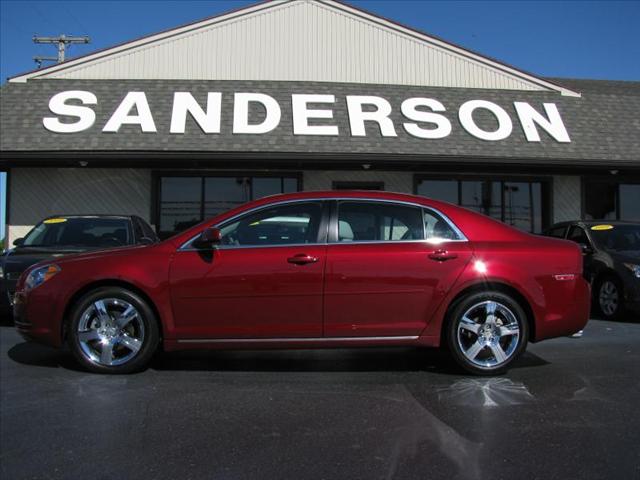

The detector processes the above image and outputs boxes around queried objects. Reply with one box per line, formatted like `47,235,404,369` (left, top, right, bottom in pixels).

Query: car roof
258,190,446,207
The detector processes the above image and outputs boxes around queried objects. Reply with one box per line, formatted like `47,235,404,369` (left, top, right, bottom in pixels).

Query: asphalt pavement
1,317,639,480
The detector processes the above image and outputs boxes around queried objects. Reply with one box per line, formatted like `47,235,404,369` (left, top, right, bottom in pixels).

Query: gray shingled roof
1,78,639,168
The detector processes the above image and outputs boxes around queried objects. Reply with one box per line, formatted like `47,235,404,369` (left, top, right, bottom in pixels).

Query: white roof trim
9,0,580,97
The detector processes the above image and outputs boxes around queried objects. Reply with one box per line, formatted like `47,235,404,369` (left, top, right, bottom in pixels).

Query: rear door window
337,202,424,242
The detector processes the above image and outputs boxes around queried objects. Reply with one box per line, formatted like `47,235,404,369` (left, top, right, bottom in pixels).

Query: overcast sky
1,1,639,237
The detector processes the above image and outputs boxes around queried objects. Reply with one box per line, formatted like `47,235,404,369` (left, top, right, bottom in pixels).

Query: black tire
67,287,160,374
445,291,529,375
594,275,625,320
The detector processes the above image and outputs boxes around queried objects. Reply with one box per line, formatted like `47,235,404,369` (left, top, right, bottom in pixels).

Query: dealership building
1,0,638,243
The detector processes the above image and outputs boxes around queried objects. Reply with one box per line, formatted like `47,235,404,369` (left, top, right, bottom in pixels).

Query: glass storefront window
204,177,247,218
460,180,502,218
503,181,542,233
415,180,457,204
252,177,283,200
159,177,202,235
158,175,300,238
584,181,617,220
416,177,547,233
620,184,640,221
584,180,640,221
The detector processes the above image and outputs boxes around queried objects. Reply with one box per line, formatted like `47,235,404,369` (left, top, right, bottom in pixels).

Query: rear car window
423,209,462,242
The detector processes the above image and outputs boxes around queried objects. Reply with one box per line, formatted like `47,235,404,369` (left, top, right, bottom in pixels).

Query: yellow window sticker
43,218,68,224
591,225,613,231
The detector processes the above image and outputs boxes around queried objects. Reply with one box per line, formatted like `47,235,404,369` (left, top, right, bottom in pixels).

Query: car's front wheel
67,287,160,374
446,291,529,375
596,276,624,320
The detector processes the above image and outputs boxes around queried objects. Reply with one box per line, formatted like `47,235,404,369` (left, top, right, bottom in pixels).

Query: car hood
1,247,87,278
2,245,150,277
34,243,164,270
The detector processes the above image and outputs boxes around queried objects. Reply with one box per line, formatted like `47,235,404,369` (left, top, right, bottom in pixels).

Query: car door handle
287,253,319,265
428,250,458,262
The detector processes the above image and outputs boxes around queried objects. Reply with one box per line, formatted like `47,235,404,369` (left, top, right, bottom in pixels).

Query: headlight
25,264,61,291
624,263,640,279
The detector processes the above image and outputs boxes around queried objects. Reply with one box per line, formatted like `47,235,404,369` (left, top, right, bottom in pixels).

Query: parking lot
1,316,638,480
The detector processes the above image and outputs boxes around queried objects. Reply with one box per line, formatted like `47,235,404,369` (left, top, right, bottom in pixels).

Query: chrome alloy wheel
599,280,619,317
77,298,145,367
456,300,521,368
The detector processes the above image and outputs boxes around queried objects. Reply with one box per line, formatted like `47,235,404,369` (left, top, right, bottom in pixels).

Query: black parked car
0,215,158,316
545,221,640,320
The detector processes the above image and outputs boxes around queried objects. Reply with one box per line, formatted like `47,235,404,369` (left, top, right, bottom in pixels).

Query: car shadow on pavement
149,347,549,375
6,341,85,372
5,338,550,375
598,312,639,323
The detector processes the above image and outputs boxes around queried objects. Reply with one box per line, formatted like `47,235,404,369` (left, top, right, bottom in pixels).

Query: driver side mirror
579,243,593,255
13,238,24,247
193,227,222,249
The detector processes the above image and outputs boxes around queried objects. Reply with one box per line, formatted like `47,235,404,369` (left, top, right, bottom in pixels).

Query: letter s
43,90,97,133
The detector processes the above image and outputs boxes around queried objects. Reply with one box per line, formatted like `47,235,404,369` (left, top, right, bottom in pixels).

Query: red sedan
13,191,589,375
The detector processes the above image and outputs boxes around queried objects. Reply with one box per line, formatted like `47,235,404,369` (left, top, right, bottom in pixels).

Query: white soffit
9,0,580,96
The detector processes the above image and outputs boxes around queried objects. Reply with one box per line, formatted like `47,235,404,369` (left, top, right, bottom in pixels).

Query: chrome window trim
178,197,468,251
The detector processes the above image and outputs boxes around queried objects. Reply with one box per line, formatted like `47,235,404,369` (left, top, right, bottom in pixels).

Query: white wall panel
553,175,581,223
41,1,547,91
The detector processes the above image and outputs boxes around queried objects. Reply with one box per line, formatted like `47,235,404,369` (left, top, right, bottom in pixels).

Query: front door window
219,202,323,247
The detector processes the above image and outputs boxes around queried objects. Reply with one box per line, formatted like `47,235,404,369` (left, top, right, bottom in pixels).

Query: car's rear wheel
596,276,624,320
446,291,529,375
67,287,159,374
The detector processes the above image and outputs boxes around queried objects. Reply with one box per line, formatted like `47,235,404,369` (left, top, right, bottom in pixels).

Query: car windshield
22,217,132,248
589,224,640,253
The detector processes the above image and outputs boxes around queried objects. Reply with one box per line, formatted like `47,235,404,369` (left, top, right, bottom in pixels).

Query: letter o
459,100,513,141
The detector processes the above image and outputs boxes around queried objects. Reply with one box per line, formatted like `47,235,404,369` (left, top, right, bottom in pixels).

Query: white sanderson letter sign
42,90,571,143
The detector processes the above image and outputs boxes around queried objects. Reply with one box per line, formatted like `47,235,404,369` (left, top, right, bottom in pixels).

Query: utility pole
33,34,90,67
